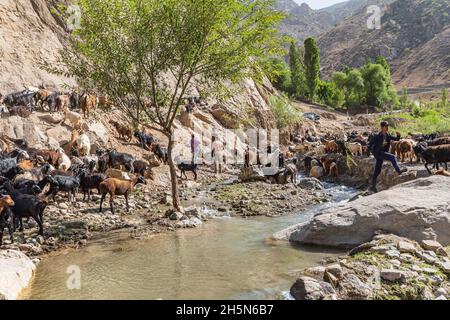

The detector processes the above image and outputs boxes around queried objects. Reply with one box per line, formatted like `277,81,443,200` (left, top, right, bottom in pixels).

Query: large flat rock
0,250,36,300
273,176,450,249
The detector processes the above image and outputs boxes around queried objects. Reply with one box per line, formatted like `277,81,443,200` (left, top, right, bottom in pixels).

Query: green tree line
264,38,399,110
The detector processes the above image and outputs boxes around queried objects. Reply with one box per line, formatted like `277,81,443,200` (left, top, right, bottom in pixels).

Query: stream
23,183,358,300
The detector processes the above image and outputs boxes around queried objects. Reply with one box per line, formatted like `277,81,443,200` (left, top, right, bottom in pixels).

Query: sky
295,0,349,10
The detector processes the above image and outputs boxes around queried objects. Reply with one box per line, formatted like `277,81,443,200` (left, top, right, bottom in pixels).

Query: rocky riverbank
290,234,450,300
0,250,36,300
274,176,450,248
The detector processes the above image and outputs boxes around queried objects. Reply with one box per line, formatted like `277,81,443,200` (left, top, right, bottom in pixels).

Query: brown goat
97,95,110,110
99,176,146,214
36,89,52,107
321,157,338,177
110,120,133,142
63,129,80,155
80,94,97,117
324,140,339,154
398,140,415,164
9,105,32,118
56,95,70,113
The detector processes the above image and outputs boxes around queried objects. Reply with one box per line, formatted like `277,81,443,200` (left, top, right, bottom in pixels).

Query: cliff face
0,0,75,92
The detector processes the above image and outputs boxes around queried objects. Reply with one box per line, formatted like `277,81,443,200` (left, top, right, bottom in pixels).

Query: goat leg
109,195,115,215
33,216,44,236
99,194,105,213
125,194,129,212
425,163,433,175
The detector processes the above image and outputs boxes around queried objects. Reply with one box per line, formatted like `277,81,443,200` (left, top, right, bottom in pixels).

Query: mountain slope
318,0,450,88
0,0,75,92
276,0,395,42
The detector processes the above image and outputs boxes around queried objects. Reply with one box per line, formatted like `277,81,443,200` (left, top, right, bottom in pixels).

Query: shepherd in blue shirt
369,121,408,192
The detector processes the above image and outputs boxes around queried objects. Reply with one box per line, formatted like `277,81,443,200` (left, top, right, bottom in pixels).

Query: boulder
0,250,36,300
239,166,266,182
397,241,418,254
82,121,110,145
0,116,44,148
343,157,417,190
169,211,184,221
421,240,443,252
178,111,195,130
274,176,450,248
210,104,240,129
297,178,324,190
290,276,336,300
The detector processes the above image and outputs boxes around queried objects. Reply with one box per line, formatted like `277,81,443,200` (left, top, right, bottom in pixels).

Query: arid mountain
317,0,450,88
275,0,395,42
275,1,337,41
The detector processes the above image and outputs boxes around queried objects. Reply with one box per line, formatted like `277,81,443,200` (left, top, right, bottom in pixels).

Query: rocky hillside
0,0,75,92
317,0,450,88
275,0,395,42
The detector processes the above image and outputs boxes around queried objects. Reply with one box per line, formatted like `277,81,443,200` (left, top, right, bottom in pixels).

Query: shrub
269,95,301,128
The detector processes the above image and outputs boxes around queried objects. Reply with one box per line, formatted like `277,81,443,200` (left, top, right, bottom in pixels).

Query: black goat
152,144,168,165
79,171,107,201
47,174,81,202
178,163,198,180
134,131,155,151
133,160,149,177
0,179,47,236
107,150,135,173
414,143,450,174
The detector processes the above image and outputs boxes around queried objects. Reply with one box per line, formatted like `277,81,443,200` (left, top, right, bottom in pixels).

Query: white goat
63,110,83,129
57,148,72,171
76,133,91,157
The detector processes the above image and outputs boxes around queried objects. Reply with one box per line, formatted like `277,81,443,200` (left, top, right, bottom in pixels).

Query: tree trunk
167,131,181,211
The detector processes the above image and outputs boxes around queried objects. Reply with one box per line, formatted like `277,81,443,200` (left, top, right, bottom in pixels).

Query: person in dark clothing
369,121,408,192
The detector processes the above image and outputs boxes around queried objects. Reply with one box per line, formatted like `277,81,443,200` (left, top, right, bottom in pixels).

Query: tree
317,80,344,109
361,62,388,107
345,69,365,106
262,57,291,93
332,69,364,108
56,0,284,210
303,36,320,101
288,42,306,98
376,56,391,84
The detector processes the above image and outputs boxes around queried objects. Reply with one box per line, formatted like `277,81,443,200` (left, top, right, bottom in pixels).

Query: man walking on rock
369,121,408,192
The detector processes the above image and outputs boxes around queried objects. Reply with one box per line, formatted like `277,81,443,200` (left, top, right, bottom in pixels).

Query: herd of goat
0,86,449,247
0,87,173,246
287,130,450,179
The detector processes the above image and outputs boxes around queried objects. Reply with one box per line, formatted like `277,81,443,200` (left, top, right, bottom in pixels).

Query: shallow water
23,184,357,300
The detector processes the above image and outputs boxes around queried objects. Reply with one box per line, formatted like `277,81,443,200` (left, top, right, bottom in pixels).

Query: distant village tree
303,36,320,101
288,42,306,99
57,0,283,210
